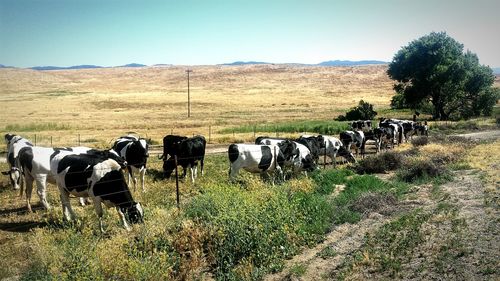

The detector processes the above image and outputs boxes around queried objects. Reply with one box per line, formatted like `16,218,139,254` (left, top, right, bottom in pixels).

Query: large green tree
387,32,498,120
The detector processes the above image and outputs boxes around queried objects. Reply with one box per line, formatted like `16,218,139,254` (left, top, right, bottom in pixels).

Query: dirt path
455,129,500,141
264,170,498,280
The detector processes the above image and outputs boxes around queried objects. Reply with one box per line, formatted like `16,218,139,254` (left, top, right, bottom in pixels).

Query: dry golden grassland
0,64,394,146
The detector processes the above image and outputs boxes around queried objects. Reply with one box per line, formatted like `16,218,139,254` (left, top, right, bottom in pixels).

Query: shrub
411,136,429,147
351,151,404,174
396,158,447,183
337,100,377,121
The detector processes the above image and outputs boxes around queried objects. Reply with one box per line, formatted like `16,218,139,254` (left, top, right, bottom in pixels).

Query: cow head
2,167,22,190
337,146,356,163
301,154,317,172
123,202,144,224
162,158,176,179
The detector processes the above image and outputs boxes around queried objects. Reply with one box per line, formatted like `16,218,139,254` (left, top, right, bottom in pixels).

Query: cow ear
1,171,9,175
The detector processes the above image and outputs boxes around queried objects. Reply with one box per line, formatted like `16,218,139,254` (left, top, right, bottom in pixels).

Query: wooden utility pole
186,69,193,118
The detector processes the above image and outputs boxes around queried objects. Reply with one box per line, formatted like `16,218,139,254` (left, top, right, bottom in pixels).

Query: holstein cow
340,130,366,158
51,149,143,233
255,137,316,176
414,121,429,136
16,146,97,212
295,135,325,163
16,146,88,211
228,143,286,182
163,135,206,183
3,134,33,190
320,136,356,166
379,119,403,146
351,120,372,132
112,135,149,191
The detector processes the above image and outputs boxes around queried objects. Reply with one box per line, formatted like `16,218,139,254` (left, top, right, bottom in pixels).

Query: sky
1,0,499,68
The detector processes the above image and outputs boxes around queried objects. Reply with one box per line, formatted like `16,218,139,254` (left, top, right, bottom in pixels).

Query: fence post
209,125,211,144
50,136,53,147
174,155,180,209
78,134,81,146
253,125,256,139
34,134,37,146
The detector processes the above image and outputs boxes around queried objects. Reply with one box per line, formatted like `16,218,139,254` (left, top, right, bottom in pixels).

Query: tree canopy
387,32,499,120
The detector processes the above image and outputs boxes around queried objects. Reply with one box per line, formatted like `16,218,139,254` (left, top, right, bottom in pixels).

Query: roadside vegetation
5,125,493,280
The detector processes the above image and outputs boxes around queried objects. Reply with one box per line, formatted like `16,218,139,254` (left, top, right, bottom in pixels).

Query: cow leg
193,166,198,183
116,207,131,231
24,175,34,213
59,189,76,222
139,167,146,192
229,165,239,182
35,175,51,210
127,167,137,191
333,150,338,168
189,165,195,184
200,158,204,176
92,197,106,233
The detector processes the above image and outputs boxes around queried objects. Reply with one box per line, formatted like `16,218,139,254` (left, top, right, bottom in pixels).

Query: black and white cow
379,119,403,146
340,130,366,158
163,135,206,183
414,121,429,136
351,120,372,132
228,143,285,182
112,135,149,191
255,137,316,175
320,135,356,166
295,135,325,163
3,134,33,190
160,135,188,159
16,146,96,212
50,149,143,233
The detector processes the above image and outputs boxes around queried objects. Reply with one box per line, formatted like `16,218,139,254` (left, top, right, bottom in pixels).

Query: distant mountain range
221,61,271,66
1,61,499,72
317,60,387,66
28,63,147,71
221,60,388,66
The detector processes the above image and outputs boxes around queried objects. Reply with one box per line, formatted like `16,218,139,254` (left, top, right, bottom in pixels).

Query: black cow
160,135,188,159
112,135,149,191
163,135,206,183
50,149,143,233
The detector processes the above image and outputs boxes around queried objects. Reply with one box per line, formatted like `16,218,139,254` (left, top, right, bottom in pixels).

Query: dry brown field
0,64,394,146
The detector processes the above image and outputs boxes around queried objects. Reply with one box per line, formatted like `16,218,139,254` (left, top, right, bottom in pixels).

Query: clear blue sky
1,0,499,68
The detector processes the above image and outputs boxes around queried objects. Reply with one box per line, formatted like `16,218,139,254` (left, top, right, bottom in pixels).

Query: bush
411,136,429,147
337,100,377,121
396,158,448,183
351,151,404,174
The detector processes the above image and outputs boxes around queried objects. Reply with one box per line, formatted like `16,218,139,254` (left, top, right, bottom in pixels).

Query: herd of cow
2,118,427,232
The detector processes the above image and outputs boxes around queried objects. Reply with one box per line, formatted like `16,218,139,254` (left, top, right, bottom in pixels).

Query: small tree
337,100,377,121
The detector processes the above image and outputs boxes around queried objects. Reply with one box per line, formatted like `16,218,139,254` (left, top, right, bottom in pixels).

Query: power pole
186,69,193,118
